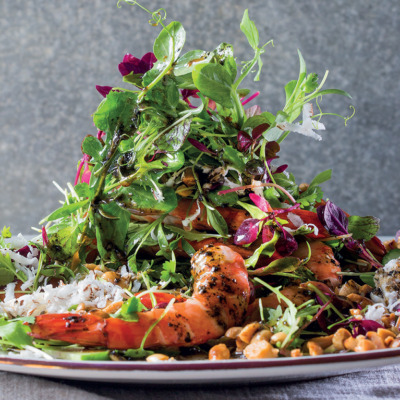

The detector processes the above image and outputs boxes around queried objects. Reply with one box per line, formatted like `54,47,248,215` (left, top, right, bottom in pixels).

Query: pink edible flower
74,154,91,186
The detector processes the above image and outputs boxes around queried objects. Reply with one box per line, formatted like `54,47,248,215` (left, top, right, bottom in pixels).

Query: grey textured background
0,0,399,235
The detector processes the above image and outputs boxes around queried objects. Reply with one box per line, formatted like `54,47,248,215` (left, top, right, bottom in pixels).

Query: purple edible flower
95,85,113,97
118,52,156,76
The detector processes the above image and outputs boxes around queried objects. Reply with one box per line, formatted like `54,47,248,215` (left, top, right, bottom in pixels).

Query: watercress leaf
208,186,238,207
46,225,81,261
153,21,185,62
305,73,319,92
192,63,235,108
120,185,178,214
82,136,103,161
222,146,245,172
243,115,270,130
158,119,191,152
93,91,138,135
348,215,380,241
123,72,144,88
46,199,90,221
240,9,259,50
223,56,237,82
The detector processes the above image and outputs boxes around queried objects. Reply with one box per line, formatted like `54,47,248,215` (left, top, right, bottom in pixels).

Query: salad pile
0,1,399,362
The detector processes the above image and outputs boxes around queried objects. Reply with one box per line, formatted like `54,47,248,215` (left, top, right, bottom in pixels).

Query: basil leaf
348,215,380,241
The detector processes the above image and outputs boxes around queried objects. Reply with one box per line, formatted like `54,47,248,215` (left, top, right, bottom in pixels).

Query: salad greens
0,1,391,361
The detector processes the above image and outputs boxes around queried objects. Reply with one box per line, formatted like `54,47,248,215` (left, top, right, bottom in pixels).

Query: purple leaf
249,193,272,213
237,131,253,152
262,225,275,243
187,138,216,155
245,105,262,118
234,219,261,245
317,200,349,236
275,230,298,256
252,123,270,140
273,164,288,174
351,319,384,337
96,85,113,97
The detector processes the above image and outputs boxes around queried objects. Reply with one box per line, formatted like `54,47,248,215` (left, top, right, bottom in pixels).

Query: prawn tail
30,313,107,347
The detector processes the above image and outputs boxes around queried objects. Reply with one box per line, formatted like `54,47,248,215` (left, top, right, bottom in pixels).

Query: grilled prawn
29,244,250,349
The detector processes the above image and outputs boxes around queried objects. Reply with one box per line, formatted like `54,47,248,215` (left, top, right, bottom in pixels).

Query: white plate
0,348,400,384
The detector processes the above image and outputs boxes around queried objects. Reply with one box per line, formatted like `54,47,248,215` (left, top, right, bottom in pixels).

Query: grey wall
0,0,399,236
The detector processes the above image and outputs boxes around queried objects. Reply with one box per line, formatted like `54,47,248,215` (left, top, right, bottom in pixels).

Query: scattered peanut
290,349,303,357
366,332,385,349
307,341,323,356
238,322,261,344
332,328,351,351
344,336,358,351
76,302,86,312
101,271,120,284
224,327,243,339
270,332,287,345
235,337,247,353
309,334,333,349
250,329,273,344
243,340,279,359
354,337,376,352
209,344,231,360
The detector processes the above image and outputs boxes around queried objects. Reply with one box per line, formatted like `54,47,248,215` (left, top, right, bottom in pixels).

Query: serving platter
0,348,400,384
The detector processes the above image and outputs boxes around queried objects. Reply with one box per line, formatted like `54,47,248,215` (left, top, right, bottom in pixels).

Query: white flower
278,103,325,141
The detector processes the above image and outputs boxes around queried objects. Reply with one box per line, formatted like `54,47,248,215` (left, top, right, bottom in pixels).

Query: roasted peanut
101,271,120,284
344,336,358,351
270,332,287,345
309,335,333,349
307,341,323,356
76,303,86,312
290,349,303,357
250,329,273,344
354,338,377,352
238,322,261,344
366,331,385,349
243,340,279,359
235,337,247,353
332,328,351,351
209,344,230,360
224,327,243,339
